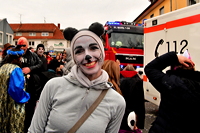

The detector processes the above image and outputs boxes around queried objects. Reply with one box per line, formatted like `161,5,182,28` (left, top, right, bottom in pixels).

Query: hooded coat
61,48,75,75
28,67,125,133
145,52,200,133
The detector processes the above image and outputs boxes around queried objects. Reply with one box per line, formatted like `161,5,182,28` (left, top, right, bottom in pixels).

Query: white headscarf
69,30,108,88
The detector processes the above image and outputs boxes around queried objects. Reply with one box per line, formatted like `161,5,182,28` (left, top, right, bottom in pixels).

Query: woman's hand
177,55,195,67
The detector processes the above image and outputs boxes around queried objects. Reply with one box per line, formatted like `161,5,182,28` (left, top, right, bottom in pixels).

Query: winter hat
7,48,24,56
36,44,45,51
4,43,14,50
63,22,105,64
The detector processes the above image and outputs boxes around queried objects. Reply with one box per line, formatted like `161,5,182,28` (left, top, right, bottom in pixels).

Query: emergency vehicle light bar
106,21,122,25
106,21,135,26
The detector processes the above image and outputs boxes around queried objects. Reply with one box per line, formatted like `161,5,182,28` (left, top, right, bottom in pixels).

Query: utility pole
19,14,22,23
44,17,46,23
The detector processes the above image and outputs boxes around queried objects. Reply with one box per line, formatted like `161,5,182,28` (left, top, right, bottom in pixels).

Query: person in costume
119,64,145,132
34,44,48,101
36,44,47,72
145,50,200,133
15,37,43,132
0,47,30,133
28,22,126,133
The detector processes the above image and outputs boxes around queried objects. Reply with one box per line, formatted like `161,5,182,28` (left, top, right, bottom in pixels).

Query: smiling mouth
84,61,96,68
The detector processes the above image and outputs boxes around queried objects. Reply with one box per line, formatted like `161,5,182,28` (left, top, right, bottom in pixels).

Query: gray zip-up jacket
28,73,126,133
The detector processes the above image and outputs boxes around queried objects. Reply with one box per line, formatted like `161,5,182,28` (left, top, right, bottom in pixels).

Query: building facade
9,23,69,52
0,18,14,47
134,0,200,25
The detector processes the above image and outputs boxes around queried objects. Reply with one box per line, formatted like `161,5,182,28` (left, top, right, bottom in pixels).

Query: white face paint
37,47,44,56
73,36,103,77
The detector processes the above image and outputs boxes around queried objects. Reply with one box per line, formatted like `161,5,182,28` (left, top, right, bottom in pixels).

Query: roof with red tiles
9,23,64,40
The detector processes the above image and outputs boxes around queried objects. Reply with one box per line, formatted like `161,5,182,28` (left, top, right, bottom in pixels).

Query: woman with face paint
28,22,126,133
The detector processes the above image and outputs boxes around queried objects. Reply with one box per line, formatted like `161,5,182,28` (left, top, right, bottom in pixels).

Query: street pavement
141,101,159,133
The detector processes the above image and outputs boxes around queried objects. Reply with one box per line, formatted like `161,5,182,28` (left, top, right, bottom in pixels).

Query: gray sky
0,0,150,30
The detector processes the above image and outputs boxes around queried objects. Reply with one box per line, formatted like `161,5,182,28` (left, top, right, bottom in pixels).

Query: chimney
58,23,60,29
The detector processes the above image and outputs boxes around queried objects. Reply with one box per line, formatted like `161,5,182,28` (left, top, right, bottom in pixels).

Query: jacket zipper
82,88,90,100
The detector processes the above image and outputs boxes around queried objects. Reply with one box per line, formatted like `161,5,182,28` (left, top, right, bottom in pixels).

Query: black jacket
21,50,43,73
35,70,61,100
145,52,200,133
19,50,43,93
120,70,145,130
37,54,48,72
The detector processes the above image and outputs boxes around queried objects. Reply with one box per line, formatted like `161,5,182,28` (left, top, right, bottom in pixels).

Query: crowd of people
1,21,199,133
0,37,75,133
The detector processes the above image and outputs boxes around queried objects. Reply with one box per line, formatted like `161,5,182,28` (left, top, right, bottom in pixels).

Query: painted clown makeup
73,36,103,76
37,47,44,56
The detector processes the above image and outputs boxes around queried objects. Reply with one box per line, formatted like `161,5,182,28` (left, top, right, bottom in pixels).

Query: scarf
70,65,109,89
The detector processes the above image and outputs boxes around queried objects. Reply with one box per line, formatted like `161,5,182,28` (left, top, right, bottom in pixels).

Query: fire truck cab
102,21,144,69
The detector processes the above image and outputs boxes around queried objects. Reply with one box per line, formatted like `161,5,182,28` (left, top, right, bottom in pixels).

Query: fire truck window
116,41,123,47
109,32,143,49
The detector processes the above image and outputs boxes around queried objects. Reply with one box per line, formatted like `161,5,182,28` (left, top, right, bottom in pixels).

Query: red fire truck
102,21,144,69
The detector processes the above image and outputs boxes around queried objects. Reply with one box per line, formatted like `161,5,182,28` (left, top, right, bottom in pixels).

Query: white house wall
13,39,70,52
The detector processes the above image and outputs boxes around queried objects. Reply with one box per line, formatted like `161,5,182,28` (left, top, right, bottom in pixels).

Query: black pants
24,94,37,132
24,75,38,132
